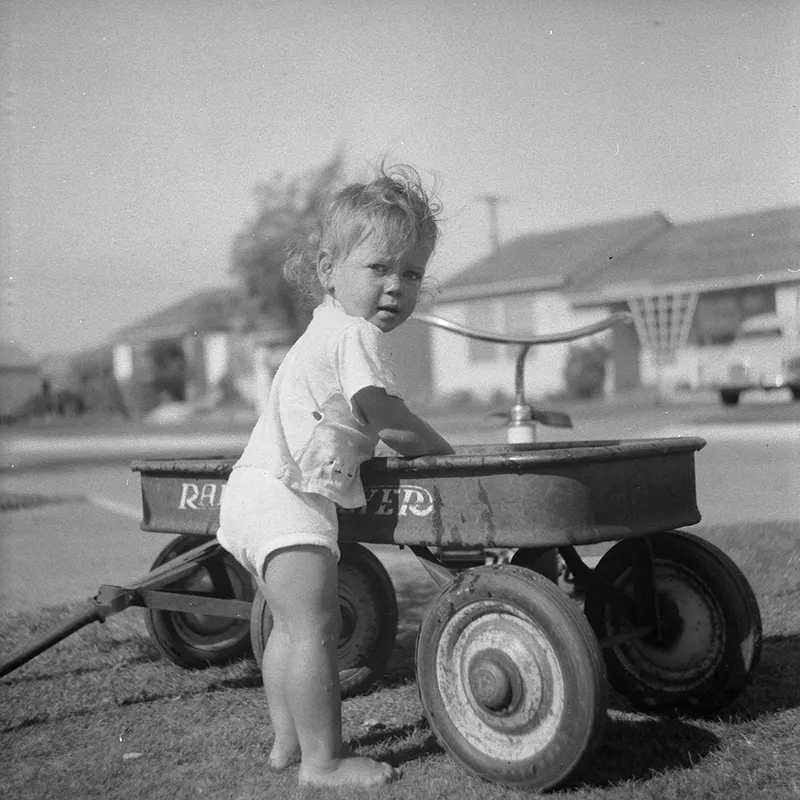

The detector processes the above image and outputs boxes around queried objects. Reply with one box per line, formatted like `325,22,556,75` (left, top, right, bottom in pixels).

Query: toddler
217,164,454,789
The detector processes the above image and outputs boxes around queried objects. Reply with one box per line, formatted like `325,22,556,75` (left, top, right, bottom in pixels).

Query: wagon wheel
416,565,607,791
144,535,255,669
584,531,762,715
250,542,398,697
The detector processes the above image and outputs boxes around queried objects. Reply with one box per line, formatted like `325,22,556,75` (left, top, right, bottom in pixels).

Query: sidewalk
0,499,170,614
1,393,799,471
0,430,252,471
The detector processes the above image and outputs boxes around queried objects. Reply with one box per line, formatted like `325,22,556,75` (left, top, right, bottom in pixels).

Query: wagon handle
413,310,632,410
0,539,221,678
0,596,122,679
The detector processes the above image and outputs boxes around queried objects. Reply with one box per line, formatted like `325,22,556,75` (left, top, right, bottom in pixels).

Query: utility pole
475,194,508,254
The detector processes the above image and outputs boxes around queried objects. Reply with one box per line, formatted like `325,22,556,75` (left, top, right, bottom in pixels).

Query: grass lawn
1,521,799,800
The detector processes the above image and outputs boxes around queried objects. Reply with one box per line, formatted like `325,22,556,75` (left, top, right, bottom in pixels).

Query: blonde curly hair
284,163,441,306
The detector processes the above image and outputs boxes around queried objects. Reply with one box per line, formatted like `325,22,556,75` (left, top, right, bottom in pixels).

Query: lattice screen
627,292,698,363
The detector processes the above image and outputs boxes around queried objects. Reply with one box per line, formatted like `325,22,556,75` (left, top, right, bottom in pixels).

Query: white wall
776,284,800,348
430,293,607,402
640,344,731,389
112,343,134,384
203,333,230,387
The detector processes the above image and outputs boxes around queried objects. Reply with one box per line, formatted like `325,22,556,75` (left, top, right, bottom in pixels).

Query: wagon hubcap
434,601,565,761
468,649,523,713
645,594,684,647
610,564,724,687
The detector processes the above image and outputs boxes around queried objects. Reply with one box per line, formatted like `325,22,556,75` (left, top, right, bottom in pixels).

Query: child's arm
353,386,456,457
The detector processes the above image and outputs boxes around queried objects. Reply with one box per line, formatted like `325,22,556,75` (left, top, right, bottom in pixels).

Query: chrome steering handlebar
412,311,632,406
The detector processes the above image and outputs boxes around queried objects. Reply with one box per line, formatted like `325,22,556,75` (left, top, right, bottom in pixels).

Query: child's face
320,234,434,332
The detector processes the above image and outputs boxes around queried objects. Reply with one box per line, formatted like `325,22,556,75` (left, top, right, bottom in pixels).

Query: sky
1,0,798,358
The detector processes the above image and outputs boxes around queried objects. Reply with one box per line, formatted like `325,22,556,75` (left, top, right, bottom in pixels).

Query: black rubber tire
250,542,398,697
416,565,607,791
584,531,762,715
720,389,741,406
144,535,256,669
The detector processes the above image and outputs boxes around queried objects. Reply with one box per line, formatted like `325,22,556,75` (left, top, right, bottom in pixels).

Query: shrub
563,342,609,399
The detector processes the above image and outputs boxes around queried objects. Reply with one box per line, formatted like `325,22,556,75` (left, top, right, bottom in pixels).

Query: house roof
0,342,39,371
571,205,800,305
113,287,250,344
439,205,800,307
440,212,672,301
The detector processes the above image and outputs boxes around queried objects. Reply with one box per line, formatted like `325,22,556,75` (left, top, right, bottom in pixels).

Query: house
429,212,672,402
111,287,293,417
111,285,438,418
570,206,800,392
429,206,800,401
0,342,42,416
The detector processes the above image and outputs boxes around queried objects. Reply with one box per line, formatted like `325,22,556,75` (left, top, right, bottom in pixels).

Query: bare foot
268,740,301,772
299,755,399,788
269,743,356,772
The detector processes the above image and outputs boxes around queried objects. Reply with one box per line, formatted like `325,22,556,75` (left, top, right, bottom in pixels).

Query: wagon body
132,437,705,548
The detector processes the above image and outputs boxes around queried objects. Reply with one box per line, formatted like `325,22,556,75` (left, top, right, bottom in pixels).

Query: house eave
114,326,227,345
438,274,565,303
570,269,800,307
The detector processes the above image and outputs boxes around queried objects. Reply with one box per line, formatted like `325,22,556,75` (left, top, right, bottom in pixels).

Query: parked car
716,313,800,405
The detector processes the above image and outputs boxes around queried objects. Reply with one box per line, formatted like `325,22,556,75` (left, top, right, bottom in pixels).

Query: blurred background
0,0,798,425
1,0,799,618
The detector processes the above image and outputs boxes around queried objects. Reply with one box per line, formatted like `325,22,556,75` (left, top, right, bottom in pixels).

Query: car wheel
720,390,740,406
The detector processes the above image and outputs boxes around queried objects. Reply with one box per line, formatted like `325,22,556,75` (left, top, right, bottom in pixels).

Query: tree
229,152,346,339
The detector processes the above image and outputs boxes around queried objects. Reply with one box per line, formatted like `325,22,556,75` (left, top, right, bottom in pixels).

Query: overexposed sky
1,0,798,357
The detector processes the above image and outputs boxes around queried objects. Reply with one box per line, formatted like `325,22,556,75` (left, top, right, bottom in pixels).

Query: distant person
217,164,454,789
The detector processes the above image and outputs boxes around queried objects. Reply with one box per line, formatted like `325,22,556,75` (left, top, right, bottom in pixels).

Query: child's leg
260,619,300,769
260,545,398,788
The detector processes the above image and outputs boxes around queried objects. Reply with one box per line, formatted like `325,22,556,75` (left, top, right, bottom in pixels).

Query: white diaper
217,466,340,580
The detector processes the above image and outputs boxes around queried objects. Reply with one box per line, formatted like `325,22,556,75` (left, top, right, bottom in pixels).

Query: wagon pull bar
0,597,118,679
0,539,223,679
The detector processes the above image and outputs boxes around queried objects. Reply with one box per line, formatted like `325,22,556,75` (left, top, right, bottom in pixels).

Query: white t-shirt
235,297,401,507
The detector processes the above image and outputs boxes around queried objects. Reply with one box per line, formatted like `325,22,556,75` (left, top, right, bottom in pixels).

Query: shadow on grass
600,635,800,719
338,712,722,786
346,718,444,767
718,633,800,719
583,716,720,788
0,634,186,686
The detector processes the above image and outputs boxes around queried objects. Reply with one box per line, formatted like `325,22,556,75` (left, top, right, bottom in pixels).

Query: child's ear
317,252,334,291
